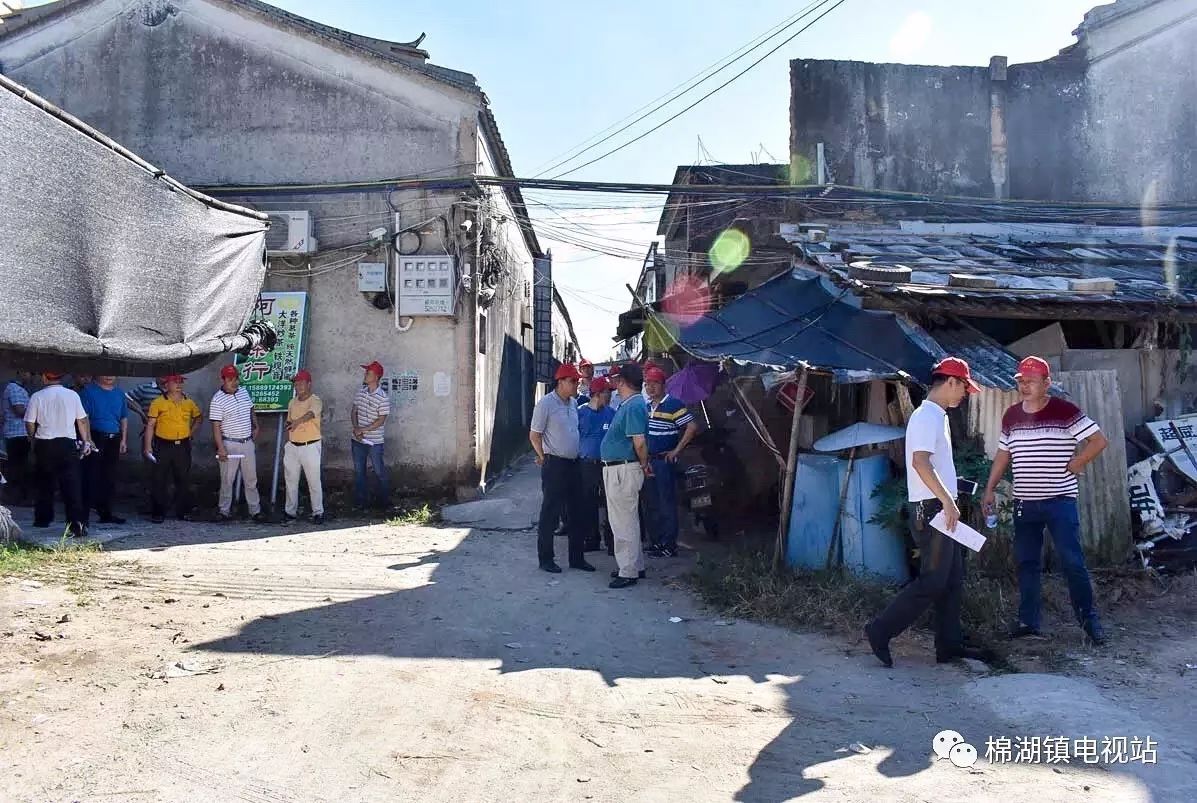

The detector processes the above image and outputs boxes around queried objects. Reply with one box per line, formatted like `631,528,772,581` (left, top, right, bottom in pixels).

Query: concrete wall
789,0,1197,203
0,0,541,496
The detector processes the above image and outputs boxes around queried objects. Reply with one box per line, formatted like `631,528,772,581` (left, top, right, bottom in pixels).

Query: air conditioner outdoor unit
265,211,318,255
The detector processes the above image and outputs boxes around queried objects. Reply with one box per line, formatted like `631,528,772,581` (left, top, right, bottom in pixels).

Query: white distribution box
396,255,456,317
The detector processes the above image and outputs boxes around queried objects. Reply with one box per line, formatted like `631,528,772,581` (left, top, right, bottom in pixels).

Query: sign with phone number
233,292,309,413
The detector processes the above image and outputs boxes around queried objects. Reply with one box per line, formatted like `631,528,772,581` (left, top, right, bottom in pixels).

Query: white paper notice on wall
434,371,451,397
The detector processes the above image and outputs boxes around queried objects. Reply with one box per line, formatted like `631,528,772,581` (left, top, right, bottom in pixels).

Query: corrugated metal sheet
1057,371,1132,565
969,372,1131,565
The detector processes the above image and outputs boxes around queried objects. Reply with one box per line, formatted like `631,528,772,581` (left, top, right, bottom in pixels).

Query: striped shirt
647,394,694,455
209,387,255,440
352,385,390,445
999,398,1099,500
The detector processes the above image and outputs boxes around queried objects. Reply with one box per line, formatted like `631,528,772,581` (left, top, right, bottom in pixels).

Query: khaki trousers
218,439,260,515
604,462,645,578
283,441,324,517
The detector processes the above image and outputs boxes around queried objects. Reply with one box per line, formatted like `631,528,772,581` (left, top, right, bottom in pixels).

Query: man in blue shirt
578,376,616,553
80,375,129,524
644,366,698,557
600,363,652,588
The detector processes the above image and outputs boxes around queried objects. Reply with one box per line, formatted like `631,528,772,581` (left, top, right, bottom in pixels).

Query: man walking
80,375,129,524
284,369,324,525
530,363,593,573
144,375,202,523
982,356,1109,645
2,371,34,504
210,365,264,522
864,358,990,667
351,360,391,511
643,365,698,558
24,372,92,537
578,376,616,553
601,362,652,589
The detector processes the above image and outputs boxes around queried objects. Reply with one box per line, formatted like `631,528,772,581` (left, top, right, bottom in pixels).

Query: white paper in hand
929,511,987,552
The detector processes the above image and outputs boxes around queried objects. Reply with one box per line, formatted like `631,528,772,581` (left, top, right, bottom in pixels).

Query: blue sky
29,0,1103,358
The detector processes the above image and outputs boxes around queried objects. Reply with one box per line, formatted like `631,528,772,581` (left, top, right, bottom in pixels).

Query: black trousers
151,437,193,518
3,435,31,503
33,438,85,529
538,455,583,566
83,432,122,517
578,459,605,549
870,500,964,651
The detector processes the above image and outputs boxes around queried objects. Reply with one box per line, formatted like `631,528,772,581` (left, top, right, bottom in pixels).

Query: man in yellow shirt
144,374,202,523
283,369,324,524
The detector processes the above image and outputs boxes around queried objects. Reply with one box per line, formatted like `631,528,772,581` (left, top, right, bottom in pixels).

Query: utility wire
549,0,849,179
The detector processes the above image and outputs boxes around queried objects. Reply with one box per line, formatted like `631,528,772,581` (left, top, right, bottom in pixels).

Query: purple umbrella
666,362,721,405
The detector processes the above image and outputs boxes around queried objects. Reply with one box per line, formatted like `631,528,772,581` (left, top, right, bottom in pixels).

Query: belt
544,454,577,462
154,436,190,446
222,436,252,444
95,432,121,438
581,457,603,463
290,438,321,447
602,459,635,467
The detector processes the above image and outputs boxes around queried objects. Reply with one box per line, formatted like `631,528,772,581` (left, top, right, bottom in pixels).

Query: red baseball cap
555,363,581,381
1015,356,1051,379
589,376,611,394
291,369,312,383
579,358,593,368
219,365,239,380
361,361,385,378
163,373,186,384
42,371,64,380
931,357,981,394
644,366,667,383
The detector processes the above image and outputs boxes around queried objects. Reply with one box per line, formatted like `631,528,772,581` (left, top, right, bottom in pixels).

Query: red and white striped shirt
998,398,1099,500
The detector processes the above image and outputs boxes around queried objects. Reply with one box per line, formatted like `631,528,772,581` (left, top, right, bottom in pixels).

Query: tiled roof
787,222,1197,320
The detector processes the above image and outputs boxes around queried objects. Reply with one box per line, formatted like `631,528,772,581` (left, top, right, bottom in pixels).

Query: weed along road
0,458,1192,802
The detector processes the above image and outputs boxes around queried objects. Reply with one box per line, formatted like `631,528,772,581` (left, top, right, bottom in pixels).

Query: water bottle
984,506,998,530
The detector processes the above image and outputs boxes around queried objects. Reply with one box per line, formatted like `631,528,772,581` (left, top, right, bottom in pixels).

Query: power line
549,0,849,179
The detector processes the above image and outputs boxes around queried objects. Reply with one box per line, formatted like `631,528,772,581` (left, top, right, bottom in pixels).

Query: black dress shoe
569,562,596,572
1083,618,1107,646
609,576,638,589
935,645,995,664
150,515,165,524
610,569,647,579
312,514,325,525
97,514,126,525
864,622,893,668
540,562,563,574
33,521,51,529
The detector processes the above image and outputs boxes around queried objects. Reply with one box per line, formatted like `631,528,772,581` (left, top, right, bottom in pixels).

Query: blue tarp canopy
670,271,941,384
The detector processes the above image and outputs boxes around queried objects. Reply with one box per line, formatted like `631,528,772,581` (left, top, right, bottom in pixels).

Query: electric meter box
396,255,456,316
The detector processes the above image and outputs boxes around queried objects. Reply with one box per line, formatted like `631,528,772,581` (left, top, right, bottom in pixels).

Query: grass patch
0,539,103,578
387,503,440,527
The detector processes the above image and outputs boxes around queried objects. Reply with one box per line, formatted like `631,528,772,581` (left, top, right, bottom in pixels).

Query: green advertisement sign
233,291,309,412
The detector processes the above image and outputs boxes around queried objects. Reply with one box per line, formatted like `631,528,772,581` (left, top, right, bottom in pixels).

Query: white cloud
889,11,934,61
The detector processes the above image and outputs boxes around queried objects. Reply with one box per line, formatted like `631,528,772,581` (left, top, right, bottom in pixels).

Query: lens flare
661,274,713,327
709,228,751,276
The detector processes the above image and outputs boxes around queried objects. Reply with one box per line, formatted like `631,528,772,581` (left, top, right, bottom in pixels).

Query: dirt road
2,458,1194,802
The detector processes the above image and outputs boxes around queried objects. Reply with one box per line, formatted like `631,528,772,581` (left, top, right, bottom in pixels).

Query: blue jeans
352,440,389,508
1013,496,1097,629
645,457,679,549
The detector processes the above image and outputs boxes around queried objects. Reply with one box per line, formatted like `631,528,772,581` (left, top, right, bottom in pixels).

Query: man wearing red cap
577,375,616,553
575,359,596,406
643,365,697,558
284,369,324,524
982,356,1109,645
144,375,202,523
351,361,391,511
529,363,592,573
866,357,990,667
210,365,264,522
23,371,93,537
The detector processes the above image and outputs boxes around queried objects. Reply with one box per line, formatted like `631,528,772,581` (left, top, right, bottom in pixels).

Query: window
479,312,487,354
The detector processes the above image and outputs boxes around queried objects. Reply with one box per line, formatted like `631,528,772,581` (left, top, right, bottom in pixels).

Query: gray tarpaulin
0,74,269,375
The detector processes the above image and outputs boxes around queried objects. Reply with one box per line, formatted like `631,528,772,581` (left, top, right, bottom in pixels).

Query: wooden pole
728,376,786,471
825,447,857,571
773,367,809,572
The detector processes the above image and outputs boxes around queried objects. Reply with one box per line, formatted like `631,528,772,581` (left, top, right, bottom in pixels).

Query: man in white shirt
24,371,93,537
210,365,264,522
864,357,990,668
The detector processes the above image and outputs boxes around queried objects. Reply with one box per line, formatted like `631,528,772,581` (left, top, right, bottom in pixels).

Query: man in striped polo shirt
982,356,1109,645
643,365,697,558
351,360,390,511
210,365,264,522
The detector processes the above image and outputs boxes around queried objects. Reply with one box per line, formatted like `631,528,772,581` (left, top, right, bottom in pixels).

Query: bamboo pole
728,376,787,471
773,367,810,572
